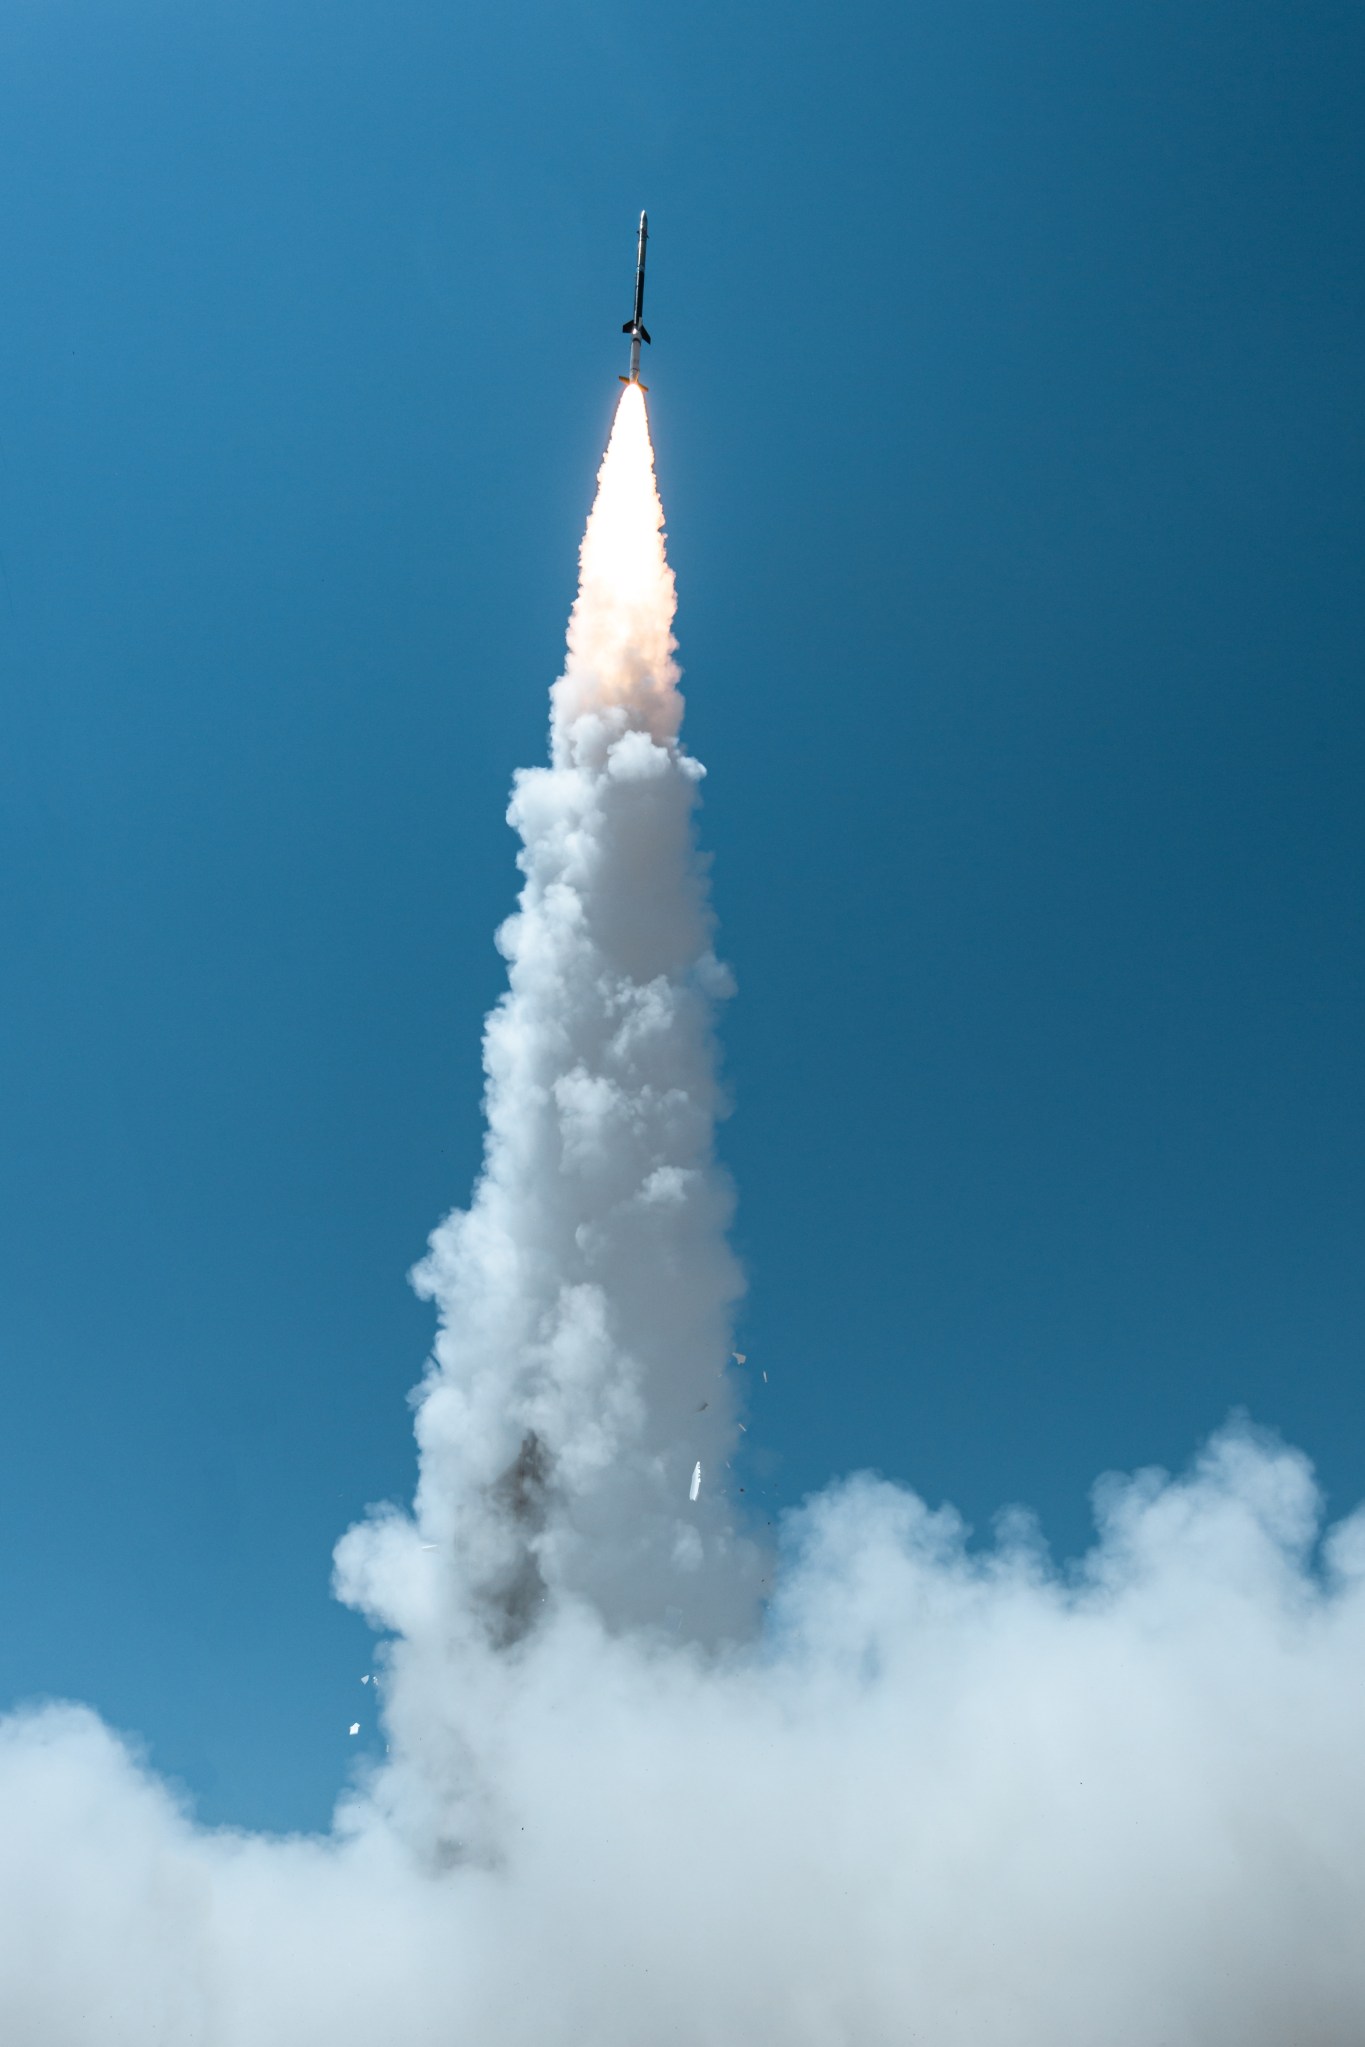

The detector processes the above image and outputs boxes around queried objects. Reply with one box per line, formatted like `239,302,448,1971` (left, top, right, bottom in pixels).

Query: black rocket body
621,210,651,388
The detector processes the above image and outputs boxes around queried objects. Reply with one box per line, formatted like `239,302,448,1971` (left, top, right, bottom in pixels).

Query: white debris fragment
763,1371,768,1383
733,1352,746,1365
348,1723,360,1737
689,1460,702,1503
360,1675,370,1685
419,1543,437,1552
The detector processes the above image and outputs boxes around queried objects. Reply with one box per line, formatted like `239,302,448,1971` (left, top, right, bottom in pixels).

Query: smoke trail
3,386,1365,2043
333,384,761,1856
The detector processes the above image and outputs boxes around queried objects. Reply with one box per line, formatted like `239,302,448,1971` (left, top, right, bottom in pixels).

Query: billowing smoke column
342,387,754,1648
333,382,761,1858
2,387,1365,2043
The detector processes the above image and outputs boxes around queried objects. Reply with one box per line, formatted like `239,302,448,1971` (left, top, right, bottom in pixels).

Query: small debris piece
689,1461,702,1503
762,1371,768,1383
419,1543,437,1551
733,1352,746,1365
361,1675,370,1685
348,1723,360,1736
696,1400,708,1412
737,1422,746,1433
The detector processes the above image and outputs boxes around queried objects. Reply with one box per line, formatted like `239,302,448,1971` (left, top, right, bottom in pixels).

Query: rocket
620,210,651,387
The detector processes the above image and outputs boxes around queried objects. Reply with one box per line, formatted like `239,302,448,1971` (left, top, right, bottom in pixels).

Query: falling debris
419,1543,437,1552
696,1400,708,1412
763,1371,768,1383
348,1723,360,1737
689,1461,702,1503
733,1352,746,1365
738,1423,746,1433
361,1675,370,1685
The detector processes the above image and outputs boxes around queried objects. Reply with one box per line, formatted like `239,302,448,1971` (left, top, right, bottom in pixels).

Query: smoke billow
3,386,1365,2043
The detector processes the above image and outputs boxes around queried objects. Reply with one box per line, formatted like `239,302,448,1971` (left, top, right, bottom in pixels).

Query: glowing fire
553,383,681,752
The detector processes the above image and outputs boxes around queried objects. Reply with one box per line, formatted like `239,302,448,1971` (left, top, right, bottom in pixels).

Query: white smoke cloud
3,387,1363,2043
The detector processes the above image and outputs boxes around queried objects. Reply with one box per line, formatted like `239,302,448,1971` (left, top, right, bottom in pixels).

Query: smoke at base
3,388,1364,2043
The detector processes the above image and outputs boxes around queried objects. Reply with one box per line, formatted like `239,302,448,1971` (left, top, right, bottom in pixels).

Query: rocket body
621,210,651,386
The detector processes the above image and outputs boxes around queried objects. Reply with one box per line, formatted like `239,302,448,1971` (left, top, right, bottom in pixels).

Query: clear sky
1,0,1361,1834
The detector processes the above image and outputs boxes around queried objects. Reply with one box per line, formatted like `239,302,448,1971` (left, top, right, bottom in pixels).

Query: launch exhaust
0,249,1364,2047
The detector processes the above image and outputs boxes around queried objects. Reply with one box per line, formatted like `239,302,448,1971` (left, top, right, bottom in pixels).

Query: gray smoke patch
485,1431,549,1648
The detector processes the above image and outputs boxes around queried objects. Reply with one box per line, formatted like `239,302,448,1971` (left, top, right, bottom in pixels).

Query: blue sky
1,0,1361,1833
